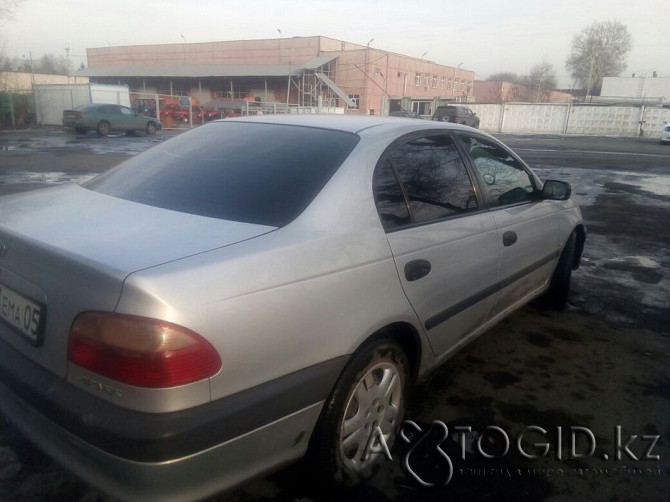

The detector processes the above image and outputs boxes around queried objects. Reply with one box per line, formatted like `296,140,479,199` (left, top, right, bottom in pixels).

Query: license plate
0,282,45,345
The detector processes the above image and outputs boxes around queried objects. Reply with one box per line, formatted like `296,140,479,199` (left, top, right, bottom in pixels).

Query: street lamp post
365,38,374,114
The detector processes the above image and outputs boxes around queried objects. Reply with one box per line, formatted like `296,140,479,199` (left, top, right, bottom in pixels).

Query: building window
159,84,188,97
414,73,422,87
432,75,438,89
424,77,430,90
411,101,432,116
348,94,360,109
214,89,248,99
323,97,338,108
439,77,445,89
448,78,452,92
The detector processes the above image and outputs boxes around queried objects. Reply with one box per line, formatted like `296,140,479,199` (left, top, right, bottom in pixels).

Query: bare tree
0,0,23,20
566,20,632,96
34,53,72,75
522,62,558,102
487,72,522,83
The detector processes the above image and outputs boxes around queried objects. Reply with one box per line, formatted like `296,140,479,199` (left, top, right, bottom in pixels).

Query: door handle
503,231,517,247
404,259,432,282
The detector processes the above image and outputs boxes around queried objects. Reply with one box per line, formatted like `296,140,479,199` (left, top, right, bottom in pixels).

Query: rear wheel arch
365,322,421,382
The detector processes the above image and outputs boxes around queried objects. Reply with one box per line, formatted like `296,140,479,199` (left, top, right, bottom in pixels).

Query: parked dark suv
432,105,480,128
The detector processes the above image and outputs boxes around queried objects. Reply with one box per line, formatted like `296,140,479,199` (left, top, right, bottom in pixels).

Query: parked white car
661,121,670,144
0,116,584,501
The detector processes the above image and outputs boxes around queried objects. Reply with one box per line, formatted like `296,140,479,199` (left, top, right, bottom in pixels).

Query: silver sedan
0,115,584,501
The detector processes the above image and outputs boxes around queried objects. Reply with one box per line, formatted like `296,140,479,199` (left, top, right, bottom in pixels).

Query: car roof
76,103,122,110
219,114,468,135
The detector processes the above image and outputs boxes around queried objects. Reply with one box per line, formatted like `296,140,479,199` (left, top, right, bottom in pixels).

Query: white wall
470,103,670,138
33,85,91,125
601,77,670,100
33,84,131,125
90,84,131,106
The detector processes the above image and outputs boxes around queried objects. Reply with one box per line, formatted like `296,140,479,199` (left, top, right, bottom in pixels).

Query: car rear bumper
0,336,346,500
62,118,86,128
0,378,323,501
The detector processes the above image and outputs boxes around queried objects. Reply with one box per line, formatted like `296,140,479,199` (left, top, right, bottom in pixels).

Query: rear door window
373,133,478,230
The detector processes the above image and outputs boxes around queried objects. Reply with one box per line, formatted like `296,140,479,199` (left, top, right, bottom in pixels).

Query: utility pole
29,52,37,126
65,44,71,82
585,56,595,102
364,38,373,114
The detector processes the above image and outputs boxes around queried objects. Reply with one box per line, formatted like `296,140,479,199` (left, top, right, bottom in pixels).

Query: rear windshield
84,121,359,227
434,107,456,115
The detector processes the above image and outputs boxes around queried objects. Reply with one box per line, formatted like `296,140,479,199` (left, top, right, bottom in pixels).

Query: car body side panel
488,201,561,315
490,201,583,316
384,212,501,357
116,224,423,403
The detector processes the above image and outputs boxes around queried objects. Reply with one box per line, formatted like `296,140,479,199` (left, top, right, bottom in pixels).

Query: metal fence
129,92,345,130
0,91,36,128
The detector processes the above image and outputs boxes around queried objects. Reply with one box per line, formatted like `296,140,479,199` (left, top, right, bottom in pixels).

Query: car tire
146,122,157,135
96,121,111,136
541,230,577,310
312,338,409,488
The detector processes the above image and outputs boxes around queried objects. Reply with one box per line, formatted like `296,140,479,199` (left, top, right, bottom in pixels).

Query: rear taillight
68,312,221,388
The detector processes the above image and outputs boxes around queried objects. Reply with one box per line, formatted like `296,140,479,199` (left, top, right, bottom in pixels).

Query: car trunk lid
0,184,276,377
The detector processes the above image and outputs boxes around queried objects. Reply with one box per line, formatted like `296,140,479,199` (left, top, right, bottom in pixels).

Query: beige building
0,71,88,92
80,36,475,116
473,80,574,104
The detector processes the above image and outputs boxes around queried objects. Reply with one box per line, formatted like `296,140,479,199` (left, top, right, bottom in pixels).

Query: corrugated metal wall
33,85,90,125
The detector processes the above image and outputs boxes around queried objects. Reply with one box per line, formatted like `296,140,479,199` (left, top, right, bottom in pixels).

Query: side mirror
541,180,571,201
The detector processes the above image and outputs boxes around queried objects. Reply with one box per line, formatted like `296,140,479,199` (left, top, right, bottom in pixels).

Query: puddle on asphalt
1,143,35,151
0,172,97,185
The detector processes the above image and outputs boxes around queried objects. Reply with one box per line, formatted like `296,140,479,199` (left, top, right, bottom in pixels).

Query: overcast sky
1,0,667,88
